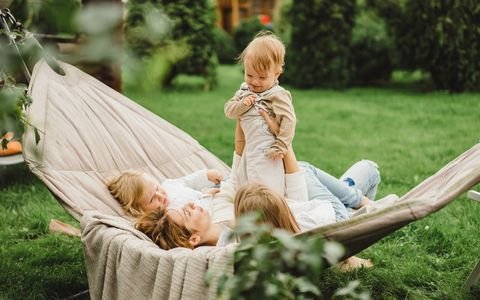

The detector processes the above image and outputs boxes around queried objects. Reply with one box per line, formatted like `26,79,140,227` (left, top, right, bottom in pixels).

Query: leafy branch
0,26,39,149
210,213,348,299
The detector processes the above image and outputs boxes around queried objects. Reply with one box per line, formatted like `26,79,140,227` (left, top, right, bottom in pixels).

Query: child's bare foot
336,256,373,272
49,219,81,237
357,196,374,209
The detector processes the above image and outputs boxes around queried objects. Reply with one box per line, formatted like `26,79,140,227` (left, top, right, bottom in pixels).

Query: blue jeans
299,160,381,221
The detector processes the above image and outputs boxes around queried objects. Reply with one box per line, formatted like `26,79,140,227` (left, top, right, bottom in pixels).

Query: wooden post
75,0,123,92
0,0,12,9
215,0,223,29
463,190,480,290
231,0,239,29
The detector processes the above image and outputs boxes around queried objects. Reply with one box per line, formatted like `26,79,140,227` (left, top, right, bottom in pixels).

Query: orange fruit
0,140,22,156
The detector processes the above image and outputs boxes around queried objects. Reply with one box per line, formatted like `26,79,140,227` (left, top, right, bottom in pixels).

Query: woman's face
140,174,169,212
167,202,211,234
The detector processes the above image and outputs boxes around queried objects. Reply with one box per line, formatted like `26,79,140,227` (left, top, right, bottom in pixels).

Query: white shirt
289,200,336,231
216,225,235,247
163,169,214,210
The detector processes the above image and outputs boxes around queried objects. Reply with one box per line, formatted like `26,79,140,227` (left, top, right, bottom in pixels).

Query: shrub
8,1,125,91
213,27,237,64
125,1,167,58
370,0,480,92
167,0,217,89
349,3,394,85
0,77,32,145
272,0,293,46
125,0,218,90
0,26,36,144
212,213,348,299
233,17,270,55
8,0,81,35
283,0,356,88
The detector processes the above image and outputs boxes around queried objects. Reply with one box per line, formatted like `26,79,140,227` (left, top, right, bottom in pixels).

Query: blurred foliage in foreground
211,213,371,300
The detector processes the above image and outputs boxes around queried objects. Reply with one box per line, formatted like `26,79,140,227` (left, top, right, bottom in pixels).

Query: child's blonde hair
234,182,300,234
239,31,285,74
106,170,146,217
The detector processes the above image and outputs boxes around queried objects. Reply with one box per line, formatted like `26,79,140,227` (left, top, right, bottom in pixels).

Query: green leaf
294,277,321,295
34,128,40,145
271,229,303,250
323,241,345,265
1,138,8,150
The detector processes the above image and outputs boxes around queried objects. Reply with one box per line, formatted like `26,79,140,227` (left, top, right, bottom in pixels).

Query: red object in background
259,14,271,26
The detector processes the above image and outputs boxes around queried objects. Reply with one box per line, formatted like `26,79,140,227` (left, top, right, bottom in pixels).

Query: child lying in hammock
107,168,224,218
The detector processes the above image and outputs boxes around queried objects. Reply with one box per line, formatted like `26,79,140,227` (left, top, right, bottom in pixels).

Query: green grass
1,64,479,299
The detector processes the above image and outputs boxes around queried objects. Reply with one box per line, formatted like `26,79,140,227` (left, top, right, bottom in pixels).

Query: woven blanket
81,210,236,300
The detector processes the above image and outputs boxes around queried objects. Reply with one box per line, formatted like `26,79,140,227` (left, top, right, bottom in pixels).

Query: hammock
22,60,480,299
23,59,229,220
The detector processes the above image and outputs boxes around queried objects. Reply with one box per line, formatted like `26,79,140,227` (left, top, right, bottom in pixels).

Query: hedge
283,0,356,89
371,0,480,92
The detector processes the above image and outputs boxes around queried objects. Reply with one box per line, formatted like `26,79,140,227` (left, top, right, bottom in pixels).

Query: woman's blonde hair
234,182,300,234
106,170,146,217
135,207,193,250
239,30,285,74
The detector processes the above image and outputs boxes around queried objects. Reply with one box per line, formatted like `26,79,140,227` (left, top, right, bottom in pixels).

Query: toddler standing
224,31,296,196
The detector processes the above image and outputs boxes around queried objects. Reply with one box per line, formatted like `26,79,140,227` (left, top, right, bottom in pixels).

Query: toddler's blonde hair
239,31,285,74
106,170,146,217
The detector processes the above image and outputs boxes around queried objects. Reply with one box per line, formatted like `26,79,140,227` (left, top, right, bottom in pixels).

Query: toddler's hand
268,152,284,160
204,187,221,197
207,169,223,184
259,108,280,136
242,95,256,107
266,149,284,160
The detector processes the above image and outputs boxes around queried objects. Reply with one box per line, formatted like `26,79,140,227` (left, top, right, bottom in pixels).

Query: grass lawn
1,64,479,299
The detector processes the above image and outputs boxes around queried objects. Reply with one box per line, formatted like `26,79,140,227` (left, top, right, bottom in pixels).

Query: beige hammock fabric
23,59,230,221
81,211,236,300
22,60,480,299
299,142,480,256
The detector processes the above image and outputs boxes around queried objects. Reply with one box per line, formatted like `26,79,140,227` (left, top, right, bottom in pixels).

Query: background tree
349,0,394,86
212,27,237,65
232,16,270,56
369,0,480,92
125,0,218,90
283,0,356,89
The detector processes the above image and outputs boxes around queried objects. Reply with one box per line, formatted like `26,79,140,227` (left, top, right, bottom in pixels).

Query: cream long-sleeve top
224,82,296,156
224,82,296,196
